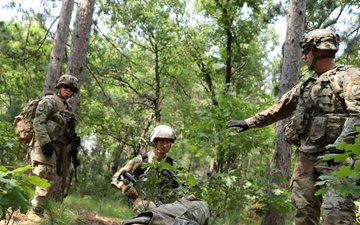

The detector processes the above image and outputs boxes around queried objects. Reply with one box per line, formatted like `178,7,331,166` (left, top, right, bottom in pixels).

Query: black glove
41,143,55,158
326,147,345,167
226,120,249,132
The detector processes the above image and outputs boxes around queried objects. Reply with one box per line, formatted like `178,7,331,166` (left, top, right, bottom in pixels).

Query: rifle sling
64,169,74,198
61,145,68,192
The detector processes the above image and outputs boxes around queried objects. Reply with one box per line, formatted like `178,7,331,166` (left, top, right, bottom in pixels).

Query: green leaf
323,153,350,162
0,176,11,184
0,166,6,172
12,165,32,173
332,166,355,178
25,175,50,187
332,183,360,199
4,186,31,214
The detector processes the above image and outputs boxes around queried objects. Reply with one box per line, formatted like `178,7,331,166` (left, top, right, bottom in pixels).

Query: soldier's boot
26,209,42,222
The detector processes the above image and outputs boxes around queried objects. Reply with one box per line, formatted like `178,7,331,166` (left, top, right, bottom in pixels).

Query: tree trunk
261,0,306,224
50,0,95,202
44,0,74,202
42,0,74,96
67,0,96,113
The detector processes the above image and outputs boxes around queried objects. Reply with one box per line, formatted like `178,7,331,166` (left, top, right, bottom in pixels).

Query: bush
0,165,49,220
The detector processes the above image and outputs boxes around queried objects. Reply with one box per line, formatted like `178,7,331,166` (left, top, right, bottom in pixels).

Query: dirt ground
1,209,124,225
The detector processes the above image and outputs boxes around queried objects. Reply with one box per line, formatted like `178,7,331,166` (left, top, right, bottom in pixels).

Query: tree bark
42,0,74,96
50,0,95,202
261,0,306,224
44,0,74,202
67,0,96,113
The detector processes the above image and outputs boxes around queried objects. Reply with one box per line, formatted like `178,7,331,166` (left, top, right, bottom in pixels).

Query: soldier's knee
32,162,55,179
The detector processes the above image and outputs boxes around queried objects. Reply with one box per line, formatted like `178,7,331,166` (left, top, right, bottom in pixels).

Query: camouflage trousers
122,198,210,225
30,157,57,213
290,150,356,225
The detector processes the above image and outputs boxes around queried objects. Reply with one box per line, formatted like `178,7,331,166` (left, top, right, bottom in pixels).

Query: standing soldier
227,29,360,224
27,74,80,221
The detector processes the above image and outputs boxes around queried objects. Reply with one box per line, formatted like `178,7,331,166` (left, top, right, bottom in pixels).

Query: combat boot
26,209,42,222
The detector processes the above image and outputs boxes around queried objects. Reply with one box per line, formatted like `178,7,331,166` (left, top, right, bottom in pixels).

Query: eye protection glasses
302,46,312,56
61,84,76,92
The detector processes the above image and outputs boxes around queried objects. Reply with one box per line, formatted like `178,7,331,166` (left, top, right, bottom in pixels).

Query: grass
64,194,135,219
21,194,136,225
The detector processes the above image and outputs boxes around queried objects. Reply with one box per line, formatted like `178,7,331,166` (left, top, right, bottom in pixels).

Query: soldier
122,197,210,225
227,29,360,225
111,125,180,213
27,74,80,221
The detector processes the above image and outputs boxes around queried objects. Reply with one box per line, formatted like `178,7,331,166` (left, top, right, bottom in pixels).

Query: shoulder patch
37,100,46,112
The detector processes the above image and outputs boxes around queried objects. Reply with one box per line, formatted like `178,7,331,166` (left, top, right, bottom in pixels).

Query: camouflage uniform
226,29,360,225
243,63,360,224
111,150,178,213
122,197,210,225
29,93,74,213
28,74,79,217
113,125,209,224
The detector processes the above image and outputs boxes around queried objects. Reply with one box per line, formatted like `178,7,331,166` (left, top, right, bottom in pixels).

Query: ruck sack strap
141,153,174,166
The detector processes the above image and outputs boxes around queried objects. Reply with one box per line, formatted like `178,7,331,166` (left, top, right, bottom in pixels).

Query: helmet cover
299,29,340,51
56,74,79,93
150,125,176,142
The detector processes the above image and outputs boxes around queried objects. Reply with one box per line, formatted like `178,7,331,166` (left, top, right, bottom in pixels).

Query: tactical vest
34,94,73,146
285,66,349,149
133,153,174,178
141,153,174,165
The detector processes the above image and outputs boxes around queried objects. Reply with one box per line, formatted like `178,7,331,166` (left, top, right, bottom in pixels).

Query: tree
42,0,75,95
48,0,95,202
67,0,96,113
261,0,306,224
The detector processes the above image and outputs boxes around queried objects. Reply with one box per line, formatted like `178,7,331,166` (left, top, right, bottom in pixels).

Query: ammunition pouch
284,117,300,147
284,103,310,147
308,115,346,145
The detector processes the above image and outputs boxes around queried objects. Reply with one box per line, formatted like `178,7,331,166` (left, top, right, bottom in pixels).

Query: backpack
13,98,41,144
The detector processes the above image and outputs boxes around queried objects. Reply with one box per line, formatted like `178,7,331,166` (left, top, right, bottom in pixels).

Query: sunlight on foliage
0,165,49,220
317,128,360,198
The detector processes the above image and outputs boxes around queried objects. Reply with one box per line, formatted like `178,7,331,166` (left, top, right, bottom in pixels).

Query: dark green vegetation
1,0,360,224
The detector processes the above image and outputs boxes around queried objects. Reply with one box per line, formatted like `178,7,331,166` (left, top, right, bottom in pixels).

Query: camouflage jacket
111,151,178,190
245,66,360,153
31,93,73,162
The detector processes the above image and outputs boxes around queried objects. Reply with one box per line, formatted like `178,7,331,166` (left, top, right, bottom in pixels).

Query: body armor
285,66,349,152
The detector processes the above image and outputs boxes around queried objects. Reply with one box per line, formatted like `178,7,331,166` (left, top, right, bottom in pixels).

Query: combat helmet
56,74,79,93
299,29,340,51
150,125,176,143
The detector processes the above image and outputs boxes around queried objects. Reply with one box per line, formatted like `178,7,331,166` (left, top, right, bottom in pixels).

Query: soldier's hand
326,147,345,167
226,120,249,132
41,143,55,158
121,185,138,199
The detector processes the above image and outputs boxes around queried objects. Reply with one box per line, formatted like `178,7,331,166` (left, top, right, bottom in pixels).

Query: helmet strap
309,46,317,70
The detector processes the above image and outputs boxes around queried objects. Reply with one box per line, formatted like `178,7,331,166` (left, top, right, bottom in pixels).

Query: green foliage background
1,0,360,224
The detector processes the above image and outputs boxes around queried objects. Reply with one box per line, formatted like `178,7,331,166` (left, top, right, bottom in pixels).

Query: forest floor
1,208,124,225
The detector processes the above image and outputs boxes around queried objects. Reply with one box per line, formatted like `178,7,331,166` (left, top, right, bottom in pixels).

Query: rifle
67,117,81,170
120,170,137,185
64,117,81,198
160,169,202,195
